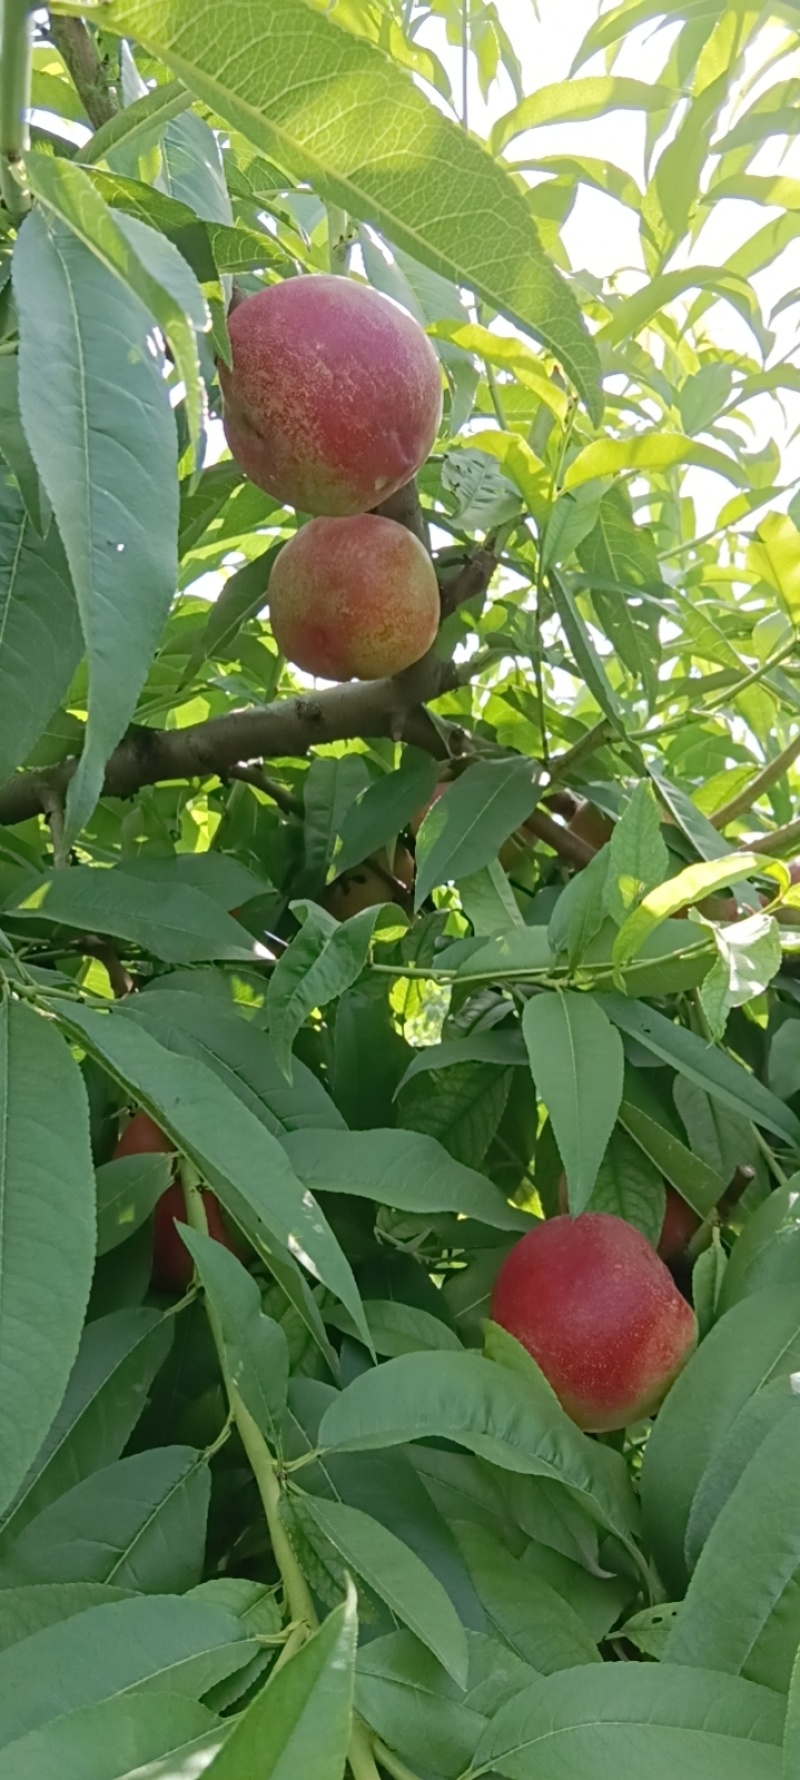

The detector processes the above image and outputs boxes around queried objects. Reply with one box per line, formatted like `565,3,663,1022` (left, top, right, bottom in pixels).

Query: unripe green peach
269,514,440,681
219,276,443,516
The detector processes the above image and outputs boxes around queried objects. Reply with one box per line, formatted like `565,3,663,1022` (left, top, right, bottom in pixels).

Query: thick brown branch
0,658,459,829
49,17,118,129
522,807,595,868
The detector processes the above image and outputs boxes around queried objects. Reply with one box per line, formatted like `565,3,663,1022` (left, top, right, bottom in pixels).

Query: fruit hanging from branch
219,275,443,515
269,513,440,679
490,1212,698,1432
112,1111,246,1294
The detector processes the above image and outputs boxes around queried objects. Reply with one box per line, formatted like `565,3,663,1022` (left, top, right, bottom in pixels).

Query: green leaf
612,852,767,968
268,902,380,1078
547,846,609,968
665,1410,800,1690
522,991,624,1214
355,1630,488,1780
749,512,800,624
301,1497,468,1686
595,270,767,359
54,1001,365,1339
0,1595,251,1752
328,1299,462,1358
0,1447,211,1594
414,759,540,908
597,993,800,1149
281,1126,530,1230
13,209,179,845
540,487,602,573
122,988,343,1136
79,78,192,167
699,912,782,1042
564,428,753,491
318,1350,642,1566
582,1128,665,1245
0,357,49,532
300,756,372,892
458,861,524,936
0,477,81,783
452,1521,599,1673
25,152,208,458
547,569,624,726
685,1378,800,1570
180,1228,290,1442
785,1645,800,1779
717,1186,800,1314
641,1286,800,1595
5,866,258,964
618,1090,724,1220
0,1696,221,1780
0,1585,134,1655
202,1592,356,1780
0,1309,173,1553
491,77,674,153
95,1152,172,1256
604,781,669,926
99,0,602,419
0,1002,95,1522
472,1663,783,1779
336,753,440,878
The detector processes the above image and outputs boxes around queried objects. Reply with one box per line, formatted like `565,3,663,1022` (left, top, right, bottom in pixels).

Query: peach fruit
219,275,443,516
269,514,440,680
490,1212,697,1431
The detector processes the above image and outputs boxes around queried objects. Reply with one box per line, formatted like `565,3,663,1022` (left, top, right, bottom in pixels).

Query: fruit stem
0,0,32,221
179,1160,317,1635
347,1715,382,1780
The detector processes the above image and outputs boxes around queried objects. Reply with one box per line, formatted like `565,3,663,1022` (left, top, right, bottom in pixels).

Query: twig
749,814,800,856
227,763,303,818
38,778,69,869
48,15,117,128
437,543,498,617
549,718,613,784
0,0,32,220
521,806,595,868
80,939,135,998
711,728,800,830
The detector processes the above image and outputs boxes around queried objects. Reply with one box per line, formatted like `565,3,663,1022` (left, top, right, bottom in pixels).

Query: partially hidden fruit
556,1172,701,1264
270,514,440,680
112,1111,245,1294
323,844,414,920
490,1212,697,1431
151,1182,244,1294
658,1186,701,1263
220,275,443,516
411,779,532,871
567,802,615,851
410,779,448,837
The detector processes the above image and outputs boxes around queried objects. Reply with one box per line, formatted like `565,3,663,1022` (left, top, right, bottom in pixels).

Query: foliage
2,0,800,1774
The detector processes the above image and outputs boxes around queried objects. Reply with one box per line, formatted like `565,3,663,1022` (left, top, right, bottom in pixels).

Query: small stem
180,1162,317,1634
0,0,32,221
373,1737,426,1780
348,1716,382,1780
549,717,613,784
711,728,800,831
226,763,303,817
461,0,469,129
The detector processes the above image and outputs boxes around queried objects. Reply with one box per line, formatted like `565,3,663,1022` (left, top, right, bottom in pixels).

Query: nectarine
220,276,443,516
490,1213,697,1431
112,1111,245,1294
567,802,614,851
323,844,414,920
269,514,440,680
658,1186,700,1262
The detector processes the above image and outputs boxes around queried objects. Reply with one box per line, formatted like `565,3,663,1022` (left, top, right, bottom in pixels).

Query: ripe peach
567,802,614,851
219,276,443,516
112,1111,245,1295
490,1213,697,1431
323,845,414,920
557,1173,701,1265
410,780,448,837
269,514,440,680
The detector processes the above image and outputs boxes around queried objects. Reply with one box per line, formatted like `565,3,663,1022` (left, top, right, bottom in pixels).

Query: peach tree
2,1,800,1775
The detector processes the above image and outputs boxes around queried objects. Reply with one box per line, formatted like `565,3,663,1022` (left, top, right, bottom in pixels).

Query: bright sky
416,0,800,534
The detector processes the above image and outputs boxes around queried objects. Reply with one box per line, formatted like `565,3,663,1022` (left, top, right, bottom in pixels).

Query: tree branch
0,657,460,829
712,728,800,831
226,763,304,817
48,15,118,129
522,807,595,868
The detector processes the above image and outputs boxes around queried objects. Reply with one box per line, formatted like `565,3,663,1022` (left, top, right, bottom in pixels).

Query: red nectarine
323,844,414,920
220,276,443,516
112,1111,245,1295
490,1213,697,1431
269,514,440,680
